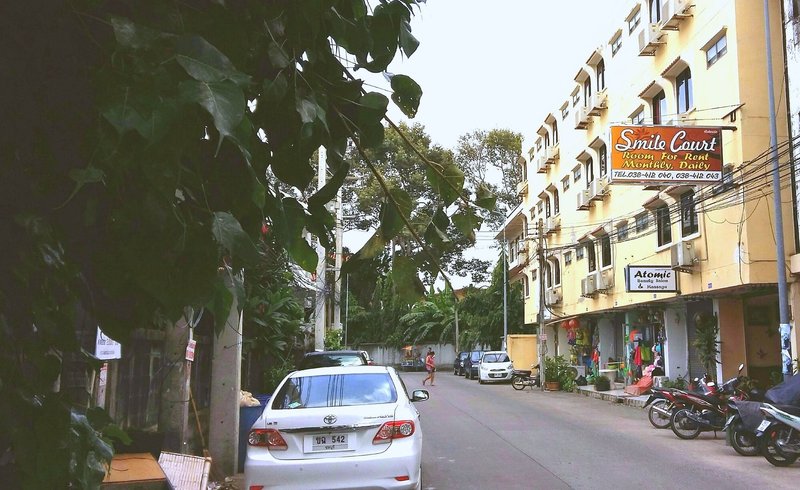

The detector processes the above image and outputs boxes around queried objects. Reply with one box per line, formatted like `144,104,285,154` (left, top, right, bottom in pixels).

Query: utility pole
763,0,792,379
537,220,546,390
333,187,343,338
344,274,349,346
503,228,508,350
454,300,459,353
314,147,327,351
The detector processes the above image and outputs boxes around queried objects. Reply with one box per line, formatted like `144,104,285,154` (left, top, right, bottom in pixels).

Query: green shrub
595,376,611,391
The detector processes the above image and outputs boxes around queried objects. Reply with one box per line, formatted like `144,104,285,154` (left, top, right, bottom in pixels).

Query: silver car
245,365,429,489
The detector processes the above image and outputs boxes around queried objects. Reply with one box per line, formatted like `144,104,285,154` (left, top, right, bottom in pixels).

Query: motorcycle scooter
670,364,747,440
755,403,800,466
511,364,540,390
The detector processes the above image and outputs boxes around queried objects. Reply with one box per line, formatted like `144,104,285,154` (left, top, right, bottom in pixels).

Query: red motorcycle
670,364,747,440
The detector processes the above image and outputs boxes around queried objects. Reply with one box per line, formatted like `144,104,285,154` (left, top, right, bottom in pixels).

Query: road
400,370,798,490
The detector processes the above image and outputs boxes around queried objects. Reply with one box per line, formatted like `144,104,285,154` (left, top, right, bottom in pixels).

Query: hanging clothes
634,345,643,366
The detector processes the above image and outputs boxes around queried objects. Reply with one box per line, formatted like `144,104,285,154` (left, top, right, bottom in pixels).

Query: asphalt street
400,370,798,490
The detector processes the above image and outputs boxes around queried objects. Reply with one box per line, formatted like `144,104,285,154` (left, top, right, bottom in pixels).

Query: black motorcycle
511,364,540,390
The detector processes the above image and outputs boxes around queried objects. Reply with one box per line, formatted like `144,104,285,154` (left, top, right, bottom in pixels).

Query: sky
345,0,631,288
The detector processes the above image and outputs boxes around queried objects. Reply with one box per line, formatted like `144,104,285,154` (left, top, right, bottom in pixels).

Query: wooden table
101,453,170,489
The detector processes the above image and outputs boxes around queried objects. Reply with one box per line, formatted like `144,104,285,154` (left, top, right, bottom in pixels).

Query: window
597,59,606,91
649,0,662,23
562,176,571,192
628,8,641,33
553,189,560,215
531,268,537,282
598,144,608,177
586,242,597,272
573,165,582,183
552,260,561,286
600,235,612,268
631,109,645,125
572,91,581,106
655,205,672,247
676,67,693,114
706,34,728,67
680,190,699,237
544,262,552,289
523,275,530,297
618,223,629,242
652,90,667,124
576,245,585,260
544,132,550,148
552,121,559,144
583,78,592,108
274,373,397,409
635,213,650,232
544,196,551,218
565,251,572,265
562,106,569,120
537,201,544,215
611,34,622,56
584,157,594,188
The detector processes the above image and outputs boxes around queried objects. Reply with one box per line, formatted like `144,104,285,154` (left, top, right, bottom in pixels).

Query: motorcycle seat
774,404,800,417
513,370,531,376
685,392,722,405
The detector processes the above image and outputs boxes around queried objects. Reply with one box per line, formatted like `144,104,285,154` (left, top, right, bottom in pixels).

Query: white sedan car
478,351,514,384
245,365,429,490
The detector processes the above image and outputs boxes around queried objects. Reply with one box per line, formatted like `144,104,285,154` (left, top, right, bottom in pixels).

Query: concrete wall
360,343,458,367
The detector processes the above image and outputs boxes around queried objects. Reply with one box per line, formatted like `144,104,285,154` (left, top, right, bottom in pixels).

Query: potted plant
544,355,569,391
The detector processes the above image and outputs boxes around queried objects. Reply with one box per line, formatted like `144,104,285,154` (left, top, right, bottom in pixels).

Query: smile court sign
625,265,678,293
610,125,723,184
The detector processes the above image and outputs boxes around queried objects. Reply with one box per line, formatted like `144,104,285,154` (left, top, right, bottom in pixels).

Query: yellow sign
609,125,723,184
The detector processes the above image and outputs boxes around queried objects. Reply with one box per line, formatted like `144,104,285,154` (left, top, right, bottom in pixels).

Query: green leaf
207,275,234,334
424,221,451,248
288,237,318,272
296,98,319,124
391,256,425,304
267,42,292,69
110,16,162,49
426,161,464,206
175,35,250,86
398,20,419,57
308,162,350,210
452,207,483,242
475,183,497,210
60,166,105,208
262,74,288,103
379,187,413,240
389,74,421,118
342,230,388,273
181,80,245,139
211,211,260,265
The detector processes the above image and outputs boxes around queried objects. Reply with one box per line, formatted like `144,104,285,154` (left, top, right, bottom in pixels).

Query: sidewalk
573,383,650,408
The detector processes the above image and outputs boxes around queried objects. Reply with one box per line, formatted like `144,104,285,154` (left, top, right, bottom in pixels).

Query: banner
610,125,723,184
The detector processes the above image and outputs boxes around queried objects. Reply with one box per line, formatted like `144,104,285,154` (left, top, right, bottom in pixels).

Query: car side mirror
411,389,429,402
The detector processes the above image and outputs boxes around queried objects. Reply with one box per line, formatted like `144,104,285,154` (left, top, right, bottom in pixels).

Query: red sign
609,125,723,184
185,339,197,362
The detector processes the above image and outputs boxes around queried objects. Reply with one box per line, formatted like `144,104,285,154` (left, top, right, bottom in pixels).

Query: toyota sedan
245,365,429,489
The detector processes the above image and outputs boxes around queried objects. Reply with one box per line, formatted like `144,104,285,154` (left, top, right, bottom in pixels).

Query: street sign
95,327,122,360
625,265,678,293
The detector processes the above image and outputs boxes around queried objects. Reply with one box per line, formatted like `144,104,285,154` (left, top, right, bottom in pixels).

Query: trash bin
238,394,270,473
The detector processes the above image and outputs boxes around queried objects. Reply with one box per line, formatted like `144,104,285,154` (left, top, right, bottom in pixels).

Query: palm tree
399,292,455,344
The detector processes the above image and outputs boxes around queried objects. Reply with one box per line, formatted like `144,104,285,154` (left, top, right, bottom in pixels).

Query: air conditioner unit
574,106,590,130
577,189,591,210
545,289,562,306
581,275,597,296
589,90,608,115
546,216,561,233
597,269,614,290
536,154,548,173
638,23,665,56
588,179,600,201
597,176,609,197
670,241,696,269
545,144,560,164
660,0,692,31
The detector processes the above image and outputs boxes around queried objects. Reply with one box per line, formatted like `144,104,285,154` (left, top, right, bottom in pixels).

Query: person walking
422,351,436,386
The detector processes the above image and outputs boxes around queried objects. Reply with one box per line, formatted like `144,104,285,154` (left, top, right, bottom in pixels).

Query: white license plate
303,433,351,453
757,419,771,432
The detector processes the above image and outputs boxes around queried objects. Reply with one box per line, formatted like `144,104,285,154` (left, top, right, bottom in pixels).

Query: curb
575,386,647,408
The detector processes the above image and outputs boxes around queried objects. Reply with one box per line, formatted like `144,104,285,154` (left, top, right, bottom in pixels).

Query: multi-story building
500,0,795,387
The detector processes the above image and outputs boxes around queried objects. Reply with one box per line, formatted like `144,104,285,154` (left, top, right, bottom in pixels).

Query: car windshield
470,352,482,361
483,353,510,363
301,354,364,369
273,373,398,409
